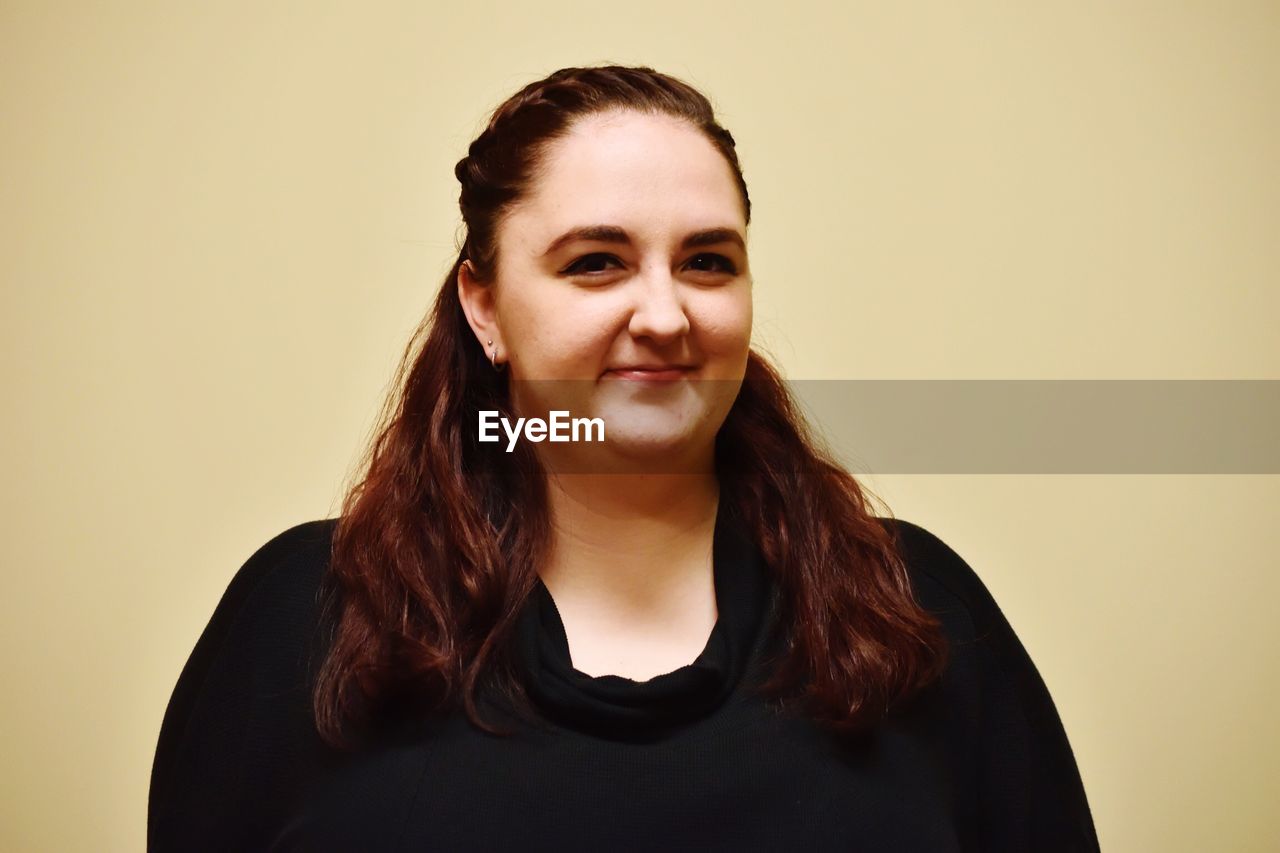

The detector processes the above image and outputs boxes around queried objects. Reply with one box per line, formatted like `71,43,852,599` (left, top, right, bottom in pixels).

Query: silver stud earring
487,339,505,372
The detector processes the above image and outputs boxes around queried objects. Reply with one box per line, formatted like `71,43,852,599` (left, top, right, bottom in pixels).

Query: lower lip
605,368,692,381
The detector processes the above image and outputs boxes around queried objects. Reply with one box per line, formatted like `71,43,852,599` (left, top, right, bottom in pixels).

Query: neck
539,471,722,613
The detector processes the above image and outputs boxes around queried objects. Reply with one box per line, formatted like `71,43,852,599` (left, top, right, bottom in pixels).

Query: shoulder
156,517,340,763
877,518,1101,848
183,518,340,688
239,517,337,585
215,519,338,623
149,519,342,846
234,518,337,587
875,516,1010,645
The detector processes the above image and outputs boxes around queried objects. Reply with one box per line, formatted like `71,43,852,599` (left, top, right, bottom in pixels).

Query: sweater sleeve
147,520,334,852
894,520,1101,852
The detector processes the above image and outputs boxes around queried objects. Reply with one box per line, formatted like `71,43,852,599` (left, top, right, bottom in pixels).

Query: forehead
506,110,744,248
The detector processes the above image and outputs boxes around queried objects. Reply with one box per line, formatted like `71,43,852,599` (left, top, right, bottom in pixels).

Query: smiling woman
148,64,1100,851
456,106,753,472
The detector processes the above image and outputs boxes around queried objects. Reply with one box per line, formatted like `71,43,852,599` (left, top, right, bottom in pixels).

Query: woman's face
459,108,752,468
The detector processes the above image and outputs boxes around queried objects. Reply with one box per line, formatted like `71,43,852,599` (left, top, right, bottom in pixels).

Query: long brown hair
313,64,948,751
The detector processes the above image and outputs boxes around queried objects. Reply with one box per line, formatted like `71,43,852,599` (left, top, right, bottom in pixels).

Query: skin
457,108,753,680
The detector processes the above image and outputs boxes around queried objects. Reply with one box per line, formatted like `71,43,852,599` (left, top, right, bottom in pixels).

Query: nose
627,268,690,343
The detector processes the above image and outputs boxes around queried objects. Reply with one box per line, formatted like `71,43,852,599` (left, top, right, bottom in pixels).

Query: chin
599,413,712,470
607,428,695,455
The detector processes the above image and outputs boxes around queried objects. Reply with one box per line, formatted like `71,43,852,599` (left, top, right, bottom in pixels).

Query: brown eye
563,253,623,275
686,253,737,274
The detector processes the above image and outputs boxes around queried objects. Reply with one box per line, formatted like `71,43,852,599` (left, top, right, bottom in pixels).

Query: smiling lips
604,365,695,381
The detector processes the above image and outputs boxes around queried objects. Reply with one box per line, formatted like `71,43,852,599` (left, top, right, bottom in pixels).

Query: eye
561,253,623,276
685,253,738,275
560,252,740,278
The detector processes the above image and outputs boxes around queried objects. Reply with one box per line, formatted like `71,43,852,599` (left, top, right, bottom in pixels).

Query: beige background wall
3,1,1277,850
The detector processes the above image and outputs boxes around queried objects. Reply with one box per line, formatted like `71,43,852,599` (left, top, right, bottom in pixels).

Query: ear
456,259,503,359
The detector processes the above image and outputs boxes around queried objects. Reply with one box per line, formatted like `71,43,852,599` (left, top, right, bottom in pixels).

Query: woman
148,65,1100,851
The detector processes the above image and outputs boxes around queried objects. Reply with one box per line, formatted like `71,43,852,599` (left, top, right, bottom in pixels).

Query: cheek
694,290,753,354
505,287,622,374
548,300,622,364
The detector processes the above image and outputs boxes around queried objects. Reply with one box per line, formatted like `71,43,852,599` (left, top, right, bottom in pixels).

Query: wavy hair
313,64,949,751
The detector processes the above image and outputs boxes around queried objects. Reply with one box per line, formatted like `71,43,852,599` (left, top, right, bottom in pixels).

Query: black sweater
148,508,1101,852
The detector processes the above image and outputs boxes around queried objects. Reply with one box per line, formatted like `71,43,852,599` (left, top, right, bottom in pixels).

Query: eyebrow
540,225,747,257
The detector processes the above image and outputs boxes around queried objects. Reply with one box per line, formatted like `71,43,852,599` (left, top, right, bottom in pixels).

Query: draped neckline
511,496,775,740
